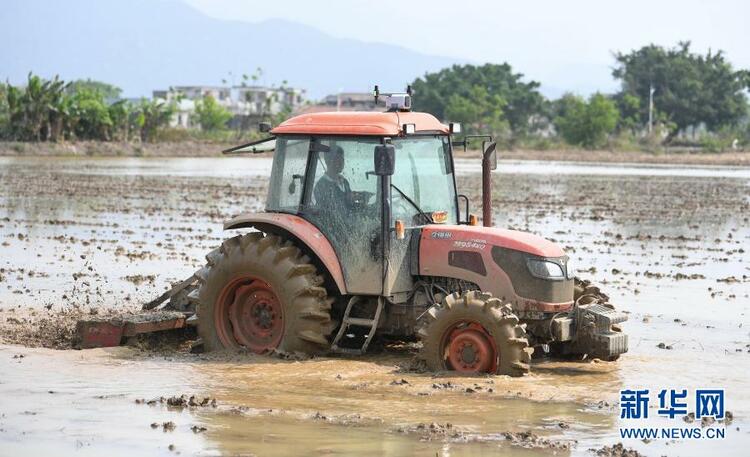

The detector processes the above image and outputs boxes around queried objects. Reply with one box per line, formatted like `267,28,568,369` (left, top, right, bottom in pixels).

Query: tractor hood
418,225,573,312
420,225,565,258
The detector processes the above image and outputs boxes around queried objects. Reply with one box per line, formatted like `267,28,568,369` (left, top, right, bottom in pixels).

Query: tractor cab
227,97,467,299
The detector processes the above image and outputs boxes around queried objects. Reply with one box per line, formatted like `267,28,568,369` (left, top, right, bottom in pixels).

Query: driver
314,145,352,211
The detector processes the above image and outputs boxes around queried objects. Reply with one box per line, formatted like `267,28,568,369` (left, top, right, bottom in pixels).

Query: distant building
155,86,232,103
232,86,305,116
152,85,306,129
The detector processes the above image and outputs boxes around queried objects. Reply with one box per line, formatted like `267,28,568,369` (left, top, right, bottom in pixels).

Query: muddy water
1,156,749,456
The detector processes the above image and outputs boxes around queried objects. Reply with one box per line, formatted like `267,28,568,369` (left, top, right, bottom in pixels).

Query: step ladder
330,296,384,355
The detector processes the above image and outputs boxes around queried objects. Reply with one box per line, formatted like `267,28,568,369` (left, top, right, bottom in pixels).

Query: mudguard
224,212,347,295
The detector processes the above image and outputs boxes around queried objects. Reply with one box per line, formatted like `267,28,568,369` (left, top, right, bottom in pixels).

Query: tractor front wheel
417,291,533,377
192,233,334,355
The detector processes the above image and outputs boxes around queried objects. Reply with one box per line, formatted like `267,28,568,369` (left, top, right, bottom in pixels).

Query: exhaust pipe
481,142,497,227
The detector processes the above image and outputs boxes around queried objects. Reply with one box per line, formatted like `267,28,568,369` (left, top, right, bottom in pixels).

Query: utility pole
648,84,656,134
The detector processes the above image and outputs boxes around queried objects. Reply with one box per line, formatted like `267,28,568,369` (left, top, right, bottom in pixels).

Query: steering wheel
350,190,375,209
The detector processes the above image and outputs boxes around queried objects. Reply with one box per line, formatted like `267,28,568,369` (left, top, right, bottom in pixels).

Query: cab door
302,137,384,295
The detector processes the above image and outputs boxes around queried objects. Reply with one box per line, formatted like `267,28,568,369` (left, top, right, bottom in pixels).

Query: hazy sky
186,0,749,96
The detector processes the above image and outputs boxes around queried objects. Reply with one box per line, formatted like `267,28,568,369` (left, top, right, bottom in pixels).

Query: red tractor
142,88,627,376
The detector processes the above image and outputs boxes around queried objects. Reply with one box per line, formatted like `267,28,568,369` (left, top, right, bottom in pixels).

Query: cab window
266,136,310,212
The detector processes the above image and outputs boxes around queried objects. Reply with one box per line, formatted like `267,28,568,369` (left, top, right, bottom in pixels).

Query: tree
613,42,748,141
554,93,619,148
612,93,641,133
68,79,122,101
108,100,134,141
0,84,9,137
0,74,178,142
195,94,232,131
66,88,113,140
134,98,175,142
4,73,69,141
444,85,509,136
411,63,544,136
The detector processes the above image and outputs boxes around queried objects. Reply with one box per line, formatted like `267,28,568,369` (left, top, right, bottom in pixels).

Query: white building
152,85,306,129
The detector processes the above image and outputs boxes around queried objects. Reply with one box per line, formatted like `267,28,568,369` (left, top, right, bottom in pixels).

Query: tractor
103,88,627,376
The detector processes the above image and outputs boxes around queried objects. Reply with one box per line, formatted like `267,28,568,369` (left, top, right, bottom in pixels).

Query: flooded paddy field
0,156,748,456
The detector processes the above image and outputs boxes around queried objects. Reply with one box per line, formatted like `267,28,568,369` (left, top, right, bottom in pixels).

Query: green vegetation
553,93,619,148
411,63,543,137
411,44,749,151
195,94,232,131
443,85,508,137
133,98,176,142
613,42,748,142
68,79,122,101
3,74,69,141
0,73,176,142
1,43,749,153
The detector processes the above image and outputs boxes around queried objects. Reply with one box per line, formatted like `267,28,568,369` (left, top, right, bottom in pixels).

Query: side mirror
374,144,395,176
259,122,272,133
483,141,497,171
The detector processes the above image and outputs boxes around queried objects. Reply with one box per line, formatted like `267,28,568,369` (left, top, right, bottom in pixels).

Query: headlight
527,259,565,280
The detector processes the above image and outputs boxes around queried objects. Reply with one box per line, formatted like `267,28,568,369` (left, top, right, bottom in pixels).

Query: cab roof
271,111,449,136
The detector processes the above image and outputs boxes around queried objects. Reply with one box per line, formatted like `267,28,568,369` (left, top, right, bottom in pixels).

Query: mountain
1,0,462,99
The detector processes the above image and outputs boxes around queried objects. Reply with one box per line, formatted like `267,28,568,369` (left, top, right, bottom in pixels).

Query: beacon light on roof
386,93,411,112
374,85,413,112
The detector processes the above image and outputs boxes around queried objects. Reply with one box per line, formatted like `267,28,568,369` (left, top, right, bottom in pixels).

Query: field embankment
2,140,749,166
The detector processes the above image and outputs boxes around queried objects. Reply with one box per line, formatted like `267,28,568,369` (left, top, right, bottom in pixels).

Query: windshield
391,135,457,225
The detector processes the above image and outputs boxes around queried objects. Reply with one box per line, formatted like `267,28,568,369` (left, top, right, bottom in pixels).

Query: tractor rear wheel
192,233,334,355
417,291,533,377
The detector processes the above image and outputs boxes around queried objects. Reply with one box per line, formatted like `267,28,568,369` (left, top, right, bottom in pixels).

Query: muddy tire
191,232,334,355
417,291,533,377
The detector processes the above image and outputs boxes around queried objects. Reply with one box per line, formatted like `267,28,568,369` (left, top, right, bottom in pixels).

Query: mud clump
123,274,156,285
136,394,217,409
308,412,369,427
397,422,465,441
431,382,458,390
190,425,207,433
503,431,572,451
150,421,176,432
590,443,643,457
167,394,217,409
700,416,715,427
162,421,176,432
